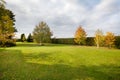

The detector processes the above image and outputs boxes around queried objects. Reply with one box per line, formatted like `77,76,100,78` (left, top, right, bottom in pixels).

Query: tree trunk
97,43,99,48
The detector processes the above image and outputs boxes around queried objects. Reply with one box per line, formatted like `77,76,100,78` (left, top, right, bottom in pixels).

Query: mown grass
0,42,120,80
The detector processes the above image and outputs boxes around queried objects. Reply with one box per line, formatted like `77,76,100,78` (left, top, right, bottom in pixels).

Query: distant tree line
18,24,120,49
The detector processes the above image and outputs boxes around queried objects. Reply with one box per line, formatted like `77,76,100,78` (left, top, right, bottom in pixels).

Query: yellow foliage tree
74,26,87,45
94,29,104,48
105,32,115,48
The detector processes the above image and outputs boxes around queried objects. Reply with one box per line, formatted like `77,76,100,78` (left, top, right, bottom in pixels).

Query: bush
0,40,16,47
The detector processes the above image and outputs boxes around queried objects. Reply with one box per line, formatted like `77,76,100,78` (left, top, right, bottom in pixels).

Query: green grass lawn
0,42,120,80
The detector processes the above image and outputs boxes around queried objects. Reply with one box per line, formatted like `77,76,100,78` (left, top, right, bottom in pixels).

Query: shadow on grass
0,49,120,80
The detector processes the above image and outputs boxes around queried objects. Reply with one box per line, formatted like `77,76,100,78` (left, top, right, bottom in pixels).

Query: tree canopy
74,26,87,45
105,32,115,48
0,0,16,47
33,21,52,45
94,29,104,48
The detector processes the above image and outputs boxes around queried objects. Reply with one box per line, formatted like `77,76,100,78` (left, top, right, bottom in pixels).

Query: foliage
33,21,52,44
0,0,5,8
74,26,87,45
20,33,26,42
94,29,104,48
115,36,120,49
105,32,115,48
86,37,95,46
0,9,15,46
52,38,75,44
0,1,16,47
27,33,33,42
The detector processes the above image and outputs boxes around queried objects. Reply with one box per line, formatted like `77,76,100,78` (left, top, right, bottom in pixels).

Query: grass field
0,42,120,80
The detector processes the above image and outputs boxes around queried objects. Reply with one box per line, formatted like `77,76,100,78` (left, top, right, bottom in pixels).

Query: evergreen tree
27,33,33,42
33,21,52,45
20,33,26,42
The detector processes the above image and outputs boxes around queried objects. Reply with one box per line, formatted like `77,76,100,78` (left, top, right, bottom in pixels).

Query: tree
74,26,87,45
20,33,26,42
33,21,52,45
94,29,104,48
105,32,115,48
0,1,16,47
27,33,33,42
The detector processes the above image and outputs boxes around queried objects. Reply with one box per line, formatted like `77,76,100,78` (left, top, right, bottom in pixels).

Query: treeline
51,36,120,48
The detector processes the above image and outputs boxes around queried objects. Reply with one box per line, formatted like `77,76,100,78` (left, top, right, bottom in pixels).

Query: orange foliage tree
74,26,87,45
105,32,115,48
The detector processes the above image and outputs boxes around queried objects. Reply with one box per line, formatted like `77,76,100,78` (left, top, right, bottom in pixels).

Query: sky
5,0,120,38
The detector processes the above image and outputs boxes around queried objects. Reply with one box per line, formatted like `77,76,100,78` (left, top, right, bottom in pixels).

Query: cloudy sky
5,0,120,38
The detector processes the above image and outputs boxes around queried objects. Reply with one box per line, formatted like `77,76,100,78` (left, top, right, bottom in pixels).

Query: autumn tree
33,21,52,45
74,26,87,45
94,29,104,48
0,2,16,47
105,32,115,48
27,33,33,42
20,33,26,42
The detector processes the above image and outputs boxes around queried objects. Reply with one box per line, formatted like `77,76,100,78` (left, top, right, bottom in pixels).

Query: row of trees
74,26,116,48
21,21,117,48
0,0,17,47
19,21,118,48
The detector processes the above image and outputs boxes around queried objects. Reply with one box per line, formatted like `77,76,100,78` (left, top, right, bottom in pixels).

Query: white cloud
5,0,120,38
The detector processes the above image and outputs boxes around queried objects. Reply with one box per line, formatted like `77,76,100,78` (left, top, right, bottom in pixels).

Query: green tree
94,29,104,48
27,33,33,42
74,26,87,45
20,33,26,42
33,21,52,45
105,32,115,48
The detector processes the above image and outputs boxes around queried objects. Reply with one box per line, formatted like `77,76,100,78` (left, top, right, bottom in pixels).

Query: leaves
33,21,52,44
105,32,115,48
94,29,104,48
74,26,87,45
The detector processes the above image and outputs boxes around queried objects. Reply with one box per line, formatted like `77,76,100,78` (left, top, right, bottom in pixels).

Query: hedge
51,36,120,48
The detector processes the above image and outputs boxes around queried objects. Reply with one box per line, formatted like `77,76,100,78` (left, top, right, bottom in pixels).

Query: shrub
0,40,16,47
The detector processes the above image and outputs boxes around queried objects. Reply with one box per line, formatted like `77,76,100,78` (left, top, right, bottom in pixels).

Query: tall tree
74,26,87,45
94,29,104,48
33,21,52,45
0,3,16,47
105,32,115,48
27,33,33,42
20,33,26,42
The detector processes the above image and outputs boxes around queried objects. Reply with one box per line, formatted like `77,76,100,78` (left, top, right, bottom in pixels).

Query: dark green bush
0,40,16,47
